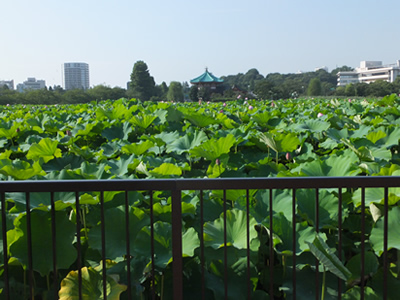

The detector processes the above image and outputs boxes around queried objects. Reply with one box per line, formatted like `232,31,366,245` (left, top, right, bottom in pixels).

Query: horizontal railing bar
0,176,400,192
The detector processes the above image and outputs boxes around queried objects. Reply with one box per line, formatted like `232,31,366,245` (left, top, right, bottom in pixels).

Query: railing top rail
0,176,399,192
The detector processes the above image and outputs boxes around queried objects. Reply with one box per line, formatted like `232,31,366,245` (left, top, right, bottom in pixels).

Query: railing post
1,192,9,300
171,186,183,300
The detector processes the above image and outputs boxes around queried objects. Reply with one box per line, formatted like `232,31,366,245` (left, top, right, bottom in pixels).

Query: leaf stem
161,273,164,300
81,206,88,240
321,266,326,300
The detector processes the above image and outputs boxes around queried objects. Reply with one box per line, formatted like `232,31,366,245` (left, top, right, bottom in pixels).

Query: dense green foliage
167,81,184,102
2,95,400,298
307,78,322,96
127,61,156,101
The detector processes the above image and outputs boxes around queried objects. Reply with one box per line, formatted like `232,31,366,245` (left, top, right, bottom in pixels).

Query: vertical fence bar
150,191,155,300
171,188,183,300
1,192,9,300
246,189,251,300
124,191,132,300
100,191,107,300
360,188,366,299
75,191,82,300
315,188,319,300
383,187,389,300
25,192,34,299
338,188,343,300
50,192,58,300
269,189,274,299
292,188,296,300
200,190,205,300
223,189,228,300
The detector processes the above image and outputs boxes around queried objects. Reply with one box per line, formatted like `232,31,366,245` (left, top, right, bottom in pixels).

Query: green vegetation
3,62,400,106
1,95,400,298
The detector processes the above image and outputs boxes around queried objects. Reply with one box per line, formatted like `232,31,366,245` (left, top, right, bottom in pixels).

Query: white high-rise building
64,62,90,90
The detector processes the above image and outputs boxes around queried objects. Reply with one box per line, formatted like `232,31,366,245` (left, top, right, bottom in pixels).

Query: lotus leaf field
1,95,400,299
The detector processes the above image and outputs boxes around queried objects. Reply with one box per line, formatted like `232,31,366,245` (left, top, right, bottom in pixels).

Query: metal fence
0,176,399,299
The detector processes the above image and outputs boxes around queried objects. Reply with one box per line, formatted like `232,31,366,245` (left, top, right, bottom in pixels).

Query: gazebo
190,68,224,91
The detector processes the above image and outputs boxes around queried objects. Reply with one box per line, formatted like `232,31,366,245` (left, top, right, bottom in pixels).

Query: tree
167,81,184,102
392,77,400,94
331,66,354,75
160,82,168,97
254,80,275,99
62,89,91,104
321,82,335,96
367,80,394,97
198,86,211,101
307,78,322,96
354,83,368,97
335,86,346,96
87,85,127,101
345,84,356,96
189,85,198,102
151,82,169,102
24,89,60,104
127,61,156,101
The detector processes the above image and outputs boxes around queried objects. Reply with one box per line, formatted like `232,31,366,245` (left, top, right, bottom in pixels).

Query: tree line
2,61,400,105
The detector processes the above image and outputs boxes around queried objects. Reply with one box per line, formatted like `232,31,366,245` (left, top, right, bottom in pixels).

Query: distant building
64,62,90,90
337,60,400,86
315,66,329,72
190,68,224,91
0,80,14,90
16,78,46,92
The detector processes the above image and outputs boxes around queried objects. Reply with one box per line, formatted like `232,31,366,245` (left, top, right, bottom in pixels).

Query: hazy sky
2,0,400,88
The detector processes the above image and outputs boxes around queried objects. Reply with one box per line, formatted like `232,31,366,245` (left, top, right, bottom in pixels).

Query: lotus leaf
184,111,217,127
121,140,154,156
204,208,258,250
133,221,199,268
101,122,132,141
149,162,182,177
129,113,157,129
58,266,127,300
306,234,351,281
88,206,149,260
9,210,77,277
298,150,360,177
190,134,236,161
272,213,318,255
345,252,379,284
166,130,208,154
26,138,62,163
370,206,400,256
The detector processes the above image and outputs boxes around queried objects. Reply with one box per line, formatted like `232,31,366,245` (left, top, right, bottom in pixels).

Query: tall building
64,62,90,90
337,60,400,86
16,78,46,92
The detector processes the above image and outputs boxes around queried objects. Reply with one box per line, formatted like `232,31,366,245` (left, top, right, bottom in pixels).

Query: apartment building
337,60,400,86
64,62,90,90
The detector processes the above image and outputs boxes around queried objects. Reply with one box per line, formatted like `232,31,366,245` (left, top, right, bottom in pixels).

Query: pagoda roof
190,68,224,84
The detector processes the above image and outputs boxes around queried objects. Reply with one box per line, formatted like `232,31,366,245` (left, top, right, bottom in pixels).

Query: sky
2,0,400,89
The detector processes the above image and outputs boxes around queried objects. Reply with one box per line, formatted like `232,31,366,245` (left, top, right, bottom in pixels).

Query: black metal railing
0,176,399,299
